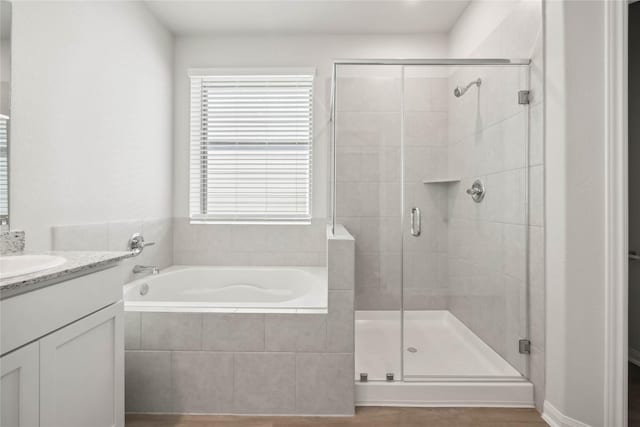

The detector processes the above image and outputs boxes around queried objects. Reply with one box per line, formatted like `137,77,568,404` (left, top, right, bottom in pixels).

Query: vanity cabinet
0,265,125,427
40,302,123,427
1,342,39,427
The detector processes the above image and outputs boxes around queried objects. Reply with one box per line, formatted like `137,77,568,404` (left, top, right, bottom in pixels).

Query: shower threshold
355,310,534,407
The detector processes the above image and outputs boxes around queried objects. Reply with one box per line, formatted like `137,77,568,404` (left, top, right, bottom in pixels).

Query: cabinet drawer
1,265,124,355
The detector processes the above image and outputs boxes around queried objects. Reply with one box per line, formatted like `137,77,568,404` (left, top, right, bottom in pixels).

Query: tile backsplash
49,217,327,269
51,218,173,281
172,218,327,267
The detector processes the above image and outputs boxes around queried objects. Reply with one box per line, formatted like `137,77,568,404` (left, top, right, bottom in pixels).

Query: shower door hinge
518,90,531,105
519,339,531,354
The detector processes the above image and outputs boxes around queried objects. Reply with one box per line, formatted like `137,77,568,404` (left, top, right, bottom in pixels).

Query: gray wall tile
203,314,265,351
336,77,401,112
248,251,325,267
529,225,545,351
328,237,354,290
52,223,109,251
326,291,354,353
107,220,143,252
444,11,544,382
171,351,234,413
51,218,173,273
125,351,171,413
173,218,326,267
529,165,544,227
124,311,141,350
265,314,326,352
234,352,296,414
140,218,173,269
295,353,354,415
141,312,202,351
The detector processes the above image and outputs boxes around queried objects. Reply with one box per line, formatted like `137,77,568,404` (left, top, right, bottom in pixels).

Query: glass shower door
334,65,404,381
401,64,531,381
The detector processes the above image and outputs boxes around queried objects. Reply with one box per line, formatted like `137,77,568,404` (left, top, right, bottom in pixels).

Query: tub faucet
133,265,160,275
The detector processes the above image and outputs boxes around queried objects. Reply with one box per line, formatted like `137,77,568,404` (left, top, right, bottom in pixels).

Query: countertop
0,251,134,298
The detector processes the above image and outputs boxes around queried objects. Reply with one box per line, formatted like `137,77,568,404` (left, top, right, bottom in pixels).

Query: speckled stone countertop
0,251,134,298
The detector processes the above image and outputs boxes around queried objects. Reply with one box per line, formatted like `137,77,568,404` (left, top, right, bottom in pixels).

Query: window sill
189,219,313,226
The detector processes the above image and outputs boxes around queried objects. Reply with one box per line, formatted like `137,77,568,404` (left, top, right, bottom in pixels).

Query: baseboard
125,411,355,417
629,347,640,367
355,381,534,408
541,401,592,427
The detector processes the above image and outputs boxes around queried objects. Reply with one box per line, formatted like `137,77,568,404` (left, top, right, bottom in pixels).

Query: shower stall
329,59,534,406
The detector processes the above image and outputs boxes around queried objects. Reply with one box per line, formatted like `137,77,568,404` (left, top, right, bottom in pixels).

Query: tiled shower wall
448,0,545,410
446,64,530,376
335,68,402,310
335,67,450,311
402,70,450,310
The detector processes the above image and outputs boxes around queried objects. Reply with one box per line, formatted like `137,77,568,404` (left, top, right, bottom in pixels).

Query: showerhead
453,78,482,98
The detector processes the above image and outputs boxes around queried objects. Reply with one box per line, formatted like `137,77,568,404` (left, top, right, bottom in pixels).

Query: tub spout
133,265,160,275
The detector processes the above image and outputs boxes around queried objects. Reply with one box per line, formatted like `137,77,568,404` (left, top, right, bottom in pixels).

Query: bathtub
123,265,327,313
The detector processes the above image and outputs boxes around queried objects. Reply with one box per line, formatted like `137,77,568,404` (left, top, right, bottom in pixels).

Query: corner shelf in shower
422,177,461,184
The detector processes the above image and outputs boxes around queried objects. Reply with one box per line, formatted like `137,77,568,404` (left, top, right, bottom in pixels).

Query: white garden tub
123,265,327,313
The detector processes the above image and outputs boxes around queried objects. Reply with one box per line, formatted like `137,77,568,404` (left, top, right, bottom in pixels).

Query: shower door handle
410,207,421,237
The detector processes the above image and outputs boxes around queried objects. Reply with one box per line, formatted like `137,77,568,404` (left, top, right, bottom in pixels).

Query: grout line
231,352,236,410
294,352,298,412
169,351,175,413
200,312,204,350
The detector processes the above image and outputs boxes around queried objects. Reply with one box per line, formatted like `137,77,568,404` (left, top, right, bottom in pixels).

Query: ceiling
144,0,471,36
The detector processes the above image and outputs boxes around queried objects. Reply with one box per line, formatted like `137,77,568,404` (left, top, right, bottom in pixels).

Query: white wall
448,0,520,58
0,39,8,83
1,39,9,116
10,1,173,250
172,34,448,221
544,1,606,425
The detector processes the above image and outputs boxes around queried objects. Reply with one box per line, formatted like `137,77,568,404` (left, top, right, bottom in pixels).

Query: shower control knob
466,179,485,203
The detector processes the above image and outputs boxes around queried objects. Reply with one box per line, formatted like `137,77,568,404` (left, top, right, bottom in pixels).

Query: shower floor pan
355,310,534,407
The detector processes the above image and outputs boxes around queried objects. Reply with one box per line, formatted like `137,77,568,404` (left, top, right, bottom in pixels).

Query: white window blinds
189,71,314,223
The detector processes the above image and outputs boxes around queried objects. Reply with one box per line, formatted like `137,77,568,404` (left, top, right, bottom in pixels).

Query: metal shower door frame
330,58,532,381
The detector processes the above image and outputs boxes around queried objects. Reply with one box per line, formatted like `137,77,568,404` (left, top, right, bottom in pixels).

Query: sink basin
0,255,67,280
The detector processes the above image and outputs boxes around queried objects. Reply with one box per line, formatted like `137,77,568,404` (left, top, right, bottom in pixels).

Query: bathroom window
0,115,7,222
189,69,314,223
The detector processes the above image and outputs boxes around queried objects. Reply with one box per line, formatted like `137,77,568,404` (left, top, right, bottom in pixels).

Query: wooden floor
126,407,547,427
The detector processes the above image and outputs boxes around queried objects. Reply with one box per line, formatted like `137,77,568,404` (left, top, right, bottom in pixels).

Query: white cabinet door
40,302,124,427
1,341,39,427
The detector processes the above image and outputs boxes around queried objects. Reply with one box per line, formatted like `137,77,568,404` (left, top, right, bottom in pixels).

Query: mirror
0,0,10,228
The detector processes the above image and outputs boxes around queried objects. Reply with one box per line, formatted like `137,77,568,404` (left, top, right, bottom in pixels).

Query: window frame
188,68,315,225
